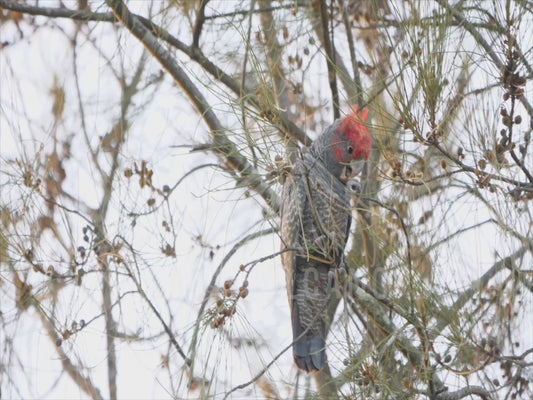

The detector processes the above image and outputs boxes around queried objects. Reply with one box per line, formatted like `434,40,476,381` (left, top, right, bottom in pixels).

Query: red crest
337,105,372,160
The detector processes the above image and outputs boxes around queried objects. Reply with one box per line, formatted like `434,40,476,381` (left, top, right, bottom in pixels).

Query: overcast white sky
1,1,532,399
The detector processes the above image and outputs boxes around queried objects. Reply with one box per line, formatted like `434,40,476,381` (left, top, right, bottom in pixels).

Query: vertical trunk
102,265,117,400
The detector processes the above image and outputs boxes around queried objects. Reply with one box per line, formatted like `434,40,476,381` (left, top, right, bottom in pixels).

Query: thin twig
339,0,363,106
318,0,339,119
35,303,104,400
192,0,209,47
436,0,533,116
0,0,311,145
187,228,275,378
118,244,192,366
222,341,293,400
105,0,281,213
431,246,529,336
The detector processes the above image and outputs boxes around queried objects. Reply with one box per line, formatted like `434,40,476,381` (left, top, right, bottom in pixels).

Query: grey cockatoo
280,107,372,372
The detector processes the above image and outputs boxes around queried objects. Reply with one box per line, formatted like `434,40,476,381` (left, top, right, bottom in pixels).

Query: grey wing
280,166,307,309
307,171,352,262
340,188,352,255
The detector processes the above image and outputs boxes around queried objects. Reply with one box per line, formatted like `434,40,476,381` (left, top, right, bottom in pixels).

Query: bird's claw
312,235,329,253
346,178,362,195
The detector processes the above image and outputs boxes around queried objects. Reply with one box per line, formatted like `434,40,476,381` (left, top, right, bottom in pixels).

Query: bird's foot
346,178,362,195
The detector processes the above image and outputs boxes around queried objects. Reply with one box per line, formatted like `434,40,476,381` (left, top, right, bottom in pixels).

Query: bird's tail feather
293,331,325,371
292,305,326,372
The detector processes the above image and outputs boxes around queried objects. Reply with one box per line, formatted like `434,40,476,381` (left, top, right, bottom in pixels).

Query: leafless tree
0,1,532,399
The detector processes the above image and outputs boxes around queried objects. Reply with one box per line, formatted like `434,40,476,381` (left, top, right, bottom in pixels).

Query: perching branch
435,385,494,400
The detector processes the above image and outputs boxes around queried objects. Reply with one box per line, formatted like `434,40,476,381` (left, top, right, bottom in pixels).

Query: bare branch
0,0,311,146
436,0,533,116
188,228,275,374
192,0,209,48
318,0,339,119
105,0,281,213
436,385,495,400
339,0,363,106
432,246,530,335
118,245,192,367
0,0,115,21
35,304,104,400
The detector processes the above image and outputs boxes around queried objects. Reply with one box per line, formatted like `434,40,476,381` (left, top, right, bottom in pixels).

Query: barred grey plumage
280,107,372,371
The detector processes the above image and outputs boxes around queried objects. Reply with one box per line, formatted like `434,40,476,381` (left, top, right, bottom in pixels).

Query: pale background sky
1,1,532,399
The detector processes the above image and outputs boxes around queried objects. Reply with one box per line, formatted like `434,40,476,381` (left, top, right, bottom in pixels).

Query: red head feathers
336,105,372,160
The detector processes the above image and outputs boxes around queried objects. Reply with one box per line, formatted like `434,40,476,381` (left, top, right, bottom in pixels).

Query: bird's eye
347,145,354,154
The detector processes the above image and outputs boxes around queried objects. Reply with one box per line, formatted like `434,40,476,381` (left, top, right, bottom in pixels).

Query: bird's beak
340,160,365,183
339,164,353,183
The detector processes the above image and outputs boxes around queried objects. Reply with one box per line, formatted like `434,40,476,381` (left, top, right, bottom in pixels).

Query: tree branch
0,0,115,21
431,245,530,336
188,228,275,376
0,0,310,146
192,0,209,47
105,0,281,213
318,0,340,119
118,246,192,367
36,304,104,400
436,0,533,116
339,0,363,106
436,385,494,400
